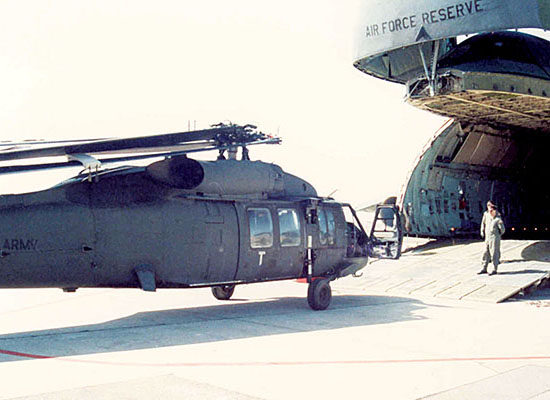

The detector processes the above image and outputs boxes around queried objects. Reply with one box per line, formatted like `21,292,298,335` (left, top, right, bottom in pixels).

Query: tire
307,279,332,310
211,284,236,300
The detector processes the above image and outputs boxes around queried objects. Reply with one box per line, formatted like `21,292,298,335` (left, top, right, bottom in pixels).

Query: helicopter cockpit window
318,209,328,245
326,210,335,245
319,208,336,246
278,208,301,247
248,208,274,248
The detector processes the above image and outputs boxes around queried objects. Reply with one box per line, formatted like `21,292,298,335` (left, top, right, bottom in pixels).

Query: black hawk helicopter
0,123,402,310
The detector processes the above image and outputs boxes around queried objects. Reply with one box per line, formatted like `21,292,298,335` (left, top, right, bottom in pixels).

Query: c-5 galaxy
0,124,401,310
355,0,550,239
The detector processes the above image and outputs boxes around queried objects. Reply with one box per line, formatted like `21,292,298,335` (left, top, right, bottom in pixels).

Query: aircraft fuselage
0,167,366,291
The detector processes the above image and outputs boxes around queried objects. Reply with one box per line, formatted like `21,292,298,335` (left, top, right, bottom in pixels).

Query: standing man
478,201,506,275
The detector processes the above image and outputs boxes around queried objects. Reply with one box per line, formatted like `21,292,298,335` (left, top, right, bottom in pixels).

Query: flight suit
480,211,506,273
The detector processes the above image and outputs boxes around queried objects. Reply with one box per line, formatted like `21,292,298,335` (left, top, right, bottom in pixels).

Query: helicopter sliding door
234,203,304,282
274,206,304,278
308,205,347,275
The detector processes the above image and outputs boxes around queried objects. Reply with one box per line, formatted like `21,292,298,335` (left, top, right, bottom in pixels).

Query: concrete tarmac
1,242,550,399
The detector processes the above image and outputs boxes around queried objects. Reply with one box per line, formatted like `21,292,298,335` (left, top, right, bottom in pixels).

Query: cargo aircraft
355,0,550,239
0,123,402,310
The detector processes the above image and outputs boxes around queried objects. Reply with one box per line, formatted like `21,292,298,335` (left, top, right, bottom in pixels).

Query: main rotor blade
0,125,247,162
0,137,281,175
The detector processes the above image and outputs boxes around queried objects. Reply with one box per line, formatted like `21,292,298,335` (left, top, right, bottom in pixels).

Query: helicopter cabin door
304,203,347,277
235,203,304,281
369,204,403,259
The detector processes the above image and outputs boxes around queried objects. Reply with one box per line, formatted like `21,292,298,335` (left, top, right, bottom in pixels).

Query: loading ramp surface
335,239,550,303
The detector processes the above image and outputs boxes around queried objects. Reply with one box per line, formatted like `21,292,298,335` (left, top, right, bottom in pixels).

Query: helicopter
0,123,402,310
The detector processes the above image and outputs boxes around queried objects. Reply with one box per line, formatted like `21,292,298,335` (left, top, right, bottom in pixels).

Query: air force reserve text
365,0,483,38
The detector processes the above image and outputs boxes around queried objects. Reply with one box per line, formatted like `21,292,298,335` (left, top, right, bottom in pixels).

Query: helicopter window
248,208,274,248
318,208,336,246
318,209,328,245
278,208,301,247
326,210,336,245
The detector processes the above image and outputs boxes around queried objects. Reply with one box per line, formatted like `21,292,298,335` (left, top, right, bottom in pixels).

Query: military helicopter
0,123,402,310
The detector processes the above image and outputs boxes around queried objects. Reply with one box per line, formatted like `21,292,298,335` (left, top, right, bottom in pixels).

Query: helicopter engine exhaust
146,156,287,196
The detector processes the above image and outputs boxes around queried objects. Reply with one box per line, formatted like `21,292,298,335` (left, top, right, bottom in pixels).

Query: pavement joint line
408,280,438,294
433,282,462,297
459,284,487,300
385,278,413,292
474,360,502,374
526,388,550,400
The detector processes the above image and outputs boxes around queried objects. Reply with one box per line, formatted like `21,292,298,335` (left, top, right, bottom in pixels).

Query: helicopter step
134,265,156,292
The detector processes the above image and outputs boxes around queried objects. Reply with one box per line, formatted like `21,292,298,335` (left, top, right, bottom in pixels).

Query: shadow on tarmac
0,294,427,363
493,267,550,275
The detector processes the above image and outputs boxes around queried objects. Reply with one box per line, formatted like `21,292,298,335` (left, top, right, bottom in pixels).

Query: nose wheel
307,279,332,310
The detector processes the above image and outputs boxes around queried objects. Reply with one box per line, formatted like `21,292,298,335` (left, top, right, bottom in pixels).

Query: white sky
0,0,446,206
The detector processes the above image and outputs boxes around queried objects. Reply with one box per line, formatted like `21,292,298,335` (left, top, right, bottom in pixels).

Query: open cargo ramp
336,239,550,303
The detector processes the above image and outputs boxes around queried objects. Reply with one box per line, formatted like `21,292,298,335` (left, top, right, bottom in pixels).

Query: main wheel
211,284,236,300
307,279,332,310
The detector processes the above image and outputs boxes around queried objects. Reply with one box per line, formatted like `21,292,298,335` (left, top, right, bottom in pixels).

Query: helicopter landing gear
307,279,332,310
211,284,236,300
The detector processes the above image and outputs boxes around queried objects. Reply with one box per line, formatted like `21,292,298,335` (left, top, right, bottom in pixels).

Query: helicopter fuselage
0,163,368,292
0,125,402,310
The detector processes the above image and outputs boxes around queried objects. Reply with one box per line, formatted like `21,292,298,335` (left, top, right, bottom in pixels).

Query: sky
0,0,447,206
